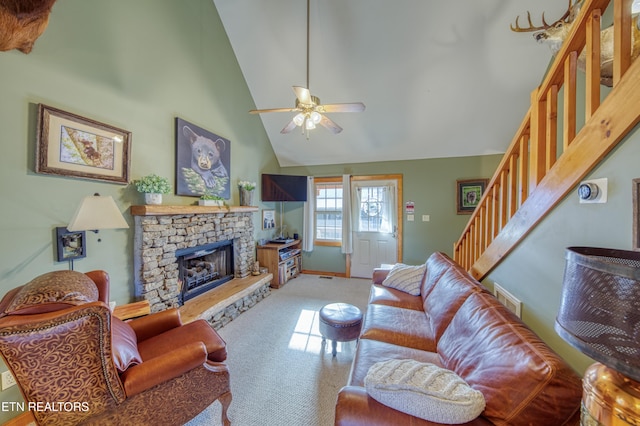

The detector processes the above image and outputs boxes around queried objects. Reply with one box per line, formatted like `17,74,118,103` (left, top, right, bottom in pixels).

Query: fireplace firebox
177,240,234,303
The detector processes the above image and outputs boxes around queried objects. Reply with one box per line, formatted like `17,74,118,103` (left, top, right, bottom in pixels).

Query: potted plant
134,174,172,205
199,193,225,207
238,180,256,206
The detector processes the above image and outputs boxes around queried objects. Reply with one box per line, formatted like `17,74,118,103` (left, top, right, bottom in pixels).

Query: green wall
282,155,503,272
0,0,277,419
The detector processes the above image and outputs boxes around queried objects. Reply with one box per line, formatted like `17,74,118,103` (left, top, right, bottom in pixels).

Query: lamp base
581,363,640,425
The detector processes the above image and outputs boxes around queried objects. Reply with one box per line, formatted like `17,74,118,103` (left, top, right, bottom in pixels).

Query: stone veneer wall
133,211,255,313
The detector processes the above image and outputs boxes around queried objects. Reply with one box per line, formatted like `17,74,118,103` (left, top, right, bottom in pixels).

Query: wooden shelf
257,240,302,288
130,205,259,216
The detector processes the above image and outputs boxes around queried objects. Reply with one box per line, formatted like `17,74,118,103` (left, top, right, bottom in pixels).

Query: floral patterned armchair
0,270,231,425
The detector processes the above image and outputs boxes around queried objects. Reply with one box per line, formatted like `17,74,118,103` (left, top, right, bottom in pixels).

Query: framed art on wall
262,209,275,229
175,117,230,198
456,179,488,214
55,227,86,262
36,104,131,184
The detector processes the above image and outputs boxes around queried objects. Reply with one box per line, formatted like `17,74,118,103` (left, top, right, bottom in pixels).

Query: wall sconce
56,193,129,269
556,247,640,425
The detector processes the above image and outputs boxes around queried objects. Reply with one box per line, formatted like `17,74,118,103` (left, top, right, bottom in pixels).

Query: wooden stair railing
454,0,640,280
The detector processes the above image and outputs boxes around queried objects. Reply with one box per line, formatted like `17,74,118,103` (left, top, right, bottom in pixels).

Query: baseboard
301,270,347,278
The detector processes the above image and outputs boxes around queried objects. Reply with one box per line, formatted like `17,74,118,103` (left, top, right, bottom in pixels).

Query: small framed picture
456,179,488,214
56,227,86,261
36,104,132,184
262,209,276,229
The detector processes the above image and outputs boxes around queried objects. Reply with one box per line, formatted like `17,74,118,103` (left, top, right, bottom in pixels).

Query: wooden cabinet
256,240,302,288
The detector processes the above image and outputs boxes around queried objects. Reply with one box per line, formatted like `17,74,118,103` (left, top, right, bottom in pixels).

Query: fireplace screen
177,240,234,303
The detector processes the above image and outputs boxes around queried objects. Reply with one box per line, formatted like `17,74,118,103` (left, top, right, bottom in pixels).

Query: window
315,178,343,246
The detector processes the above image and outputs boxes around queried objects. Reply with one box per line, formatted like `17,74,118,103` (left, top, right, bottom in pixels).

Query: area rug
185,273,371,426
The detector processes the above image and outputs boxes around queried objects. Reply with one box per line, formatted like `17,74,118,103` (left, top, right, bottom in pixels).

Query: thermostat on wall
578,178,607,204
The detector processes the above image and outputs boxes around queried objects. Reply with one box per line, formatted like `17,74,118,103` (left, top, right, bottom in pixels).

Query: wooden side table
256,239,302,288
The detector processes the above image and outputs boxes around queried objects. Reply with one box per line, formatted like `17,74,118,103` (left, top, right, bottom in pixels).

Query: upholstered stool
319,303,363,357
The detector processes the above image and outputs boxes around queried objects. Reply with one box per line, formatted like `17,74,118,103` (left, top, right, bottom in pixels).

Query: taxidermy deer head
511,0,640,86
0,0,57,54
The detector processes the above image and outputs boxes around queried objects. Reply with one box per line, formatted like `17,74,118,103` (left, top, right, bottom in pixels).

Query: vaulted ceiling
213,0,569,167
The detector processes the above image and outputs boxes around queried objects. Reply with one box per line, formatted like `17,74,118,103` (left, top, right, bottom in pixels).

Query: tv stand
257,239,301,288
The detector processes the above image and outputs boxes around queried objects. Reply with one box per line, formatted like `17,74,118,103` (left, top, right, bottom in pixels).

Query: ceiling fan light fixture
310,111,322,124
293,113,305,126
305,118,316,130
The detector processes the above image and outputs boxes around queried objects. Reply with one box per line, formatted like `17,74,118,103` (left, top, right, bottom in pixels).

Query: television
261,174,308,202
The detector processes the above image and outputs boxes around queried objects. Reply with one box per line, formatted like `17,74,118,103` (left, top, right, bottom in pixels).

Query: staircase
454,0,640,280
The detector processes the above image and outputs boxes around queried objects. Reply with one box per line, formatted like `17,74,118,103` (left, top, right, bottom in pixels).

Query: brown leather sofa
0,270,231,426
335,252,582,426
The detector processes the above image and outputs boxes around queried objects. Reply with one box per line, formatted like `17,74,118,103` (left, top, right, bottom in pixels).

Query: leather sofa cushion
365,359,485,424
360,304,436,352
348,338,442,387
423,267,484,344
437,292,582,425
137,319,228,362
368,284,423,311
2,271,99,316
112,316,143,372
421,252,457,299
381,263,425,295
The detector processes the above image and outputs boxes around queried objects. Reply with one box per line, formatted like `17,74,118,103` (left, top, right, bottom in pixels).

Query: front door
350,179,398,278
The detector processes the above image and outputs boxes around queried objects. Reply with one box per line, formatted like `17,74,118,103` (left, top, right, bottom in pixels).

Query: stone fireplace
177,239,234,303
132,206,256,313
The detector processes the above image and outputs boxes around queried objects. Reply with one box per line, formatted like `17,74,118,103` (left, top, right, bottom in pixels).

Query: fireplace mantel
131,205,258,216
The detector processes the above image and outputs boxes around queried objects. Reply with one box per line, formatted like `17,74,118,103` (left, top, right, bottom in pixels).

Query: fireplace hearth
178,240,234,303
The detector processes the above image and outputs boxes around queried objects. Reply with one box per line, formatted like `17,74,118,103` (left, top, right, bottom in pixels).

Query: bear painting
175,117,230,198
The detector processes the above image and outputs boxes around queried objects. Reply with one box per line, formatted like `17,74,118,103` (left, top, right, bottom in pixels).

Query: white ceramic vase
145,193,163,205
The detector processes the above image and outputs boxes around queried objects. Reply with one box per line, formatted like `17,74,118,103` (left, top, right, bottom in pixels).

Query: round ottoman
319,303,363,357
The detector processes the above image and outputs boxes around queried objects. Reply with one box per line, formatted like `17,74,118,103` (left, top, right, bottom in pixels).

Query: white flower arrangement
238,180,256,191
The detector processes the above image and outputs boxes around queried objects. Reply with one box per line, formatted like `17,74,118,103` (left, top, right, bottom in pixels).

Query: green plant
134,174,172,194
201,193,224,200
238,180,256,191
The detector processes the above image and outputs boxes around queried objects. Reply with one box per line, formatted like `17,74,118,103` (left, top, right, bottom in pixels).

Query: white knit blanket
364,359,485,424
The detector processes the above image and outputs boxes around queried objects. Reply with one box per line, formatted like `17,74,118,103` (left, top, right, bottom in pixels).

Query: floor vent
494,283,522,318
319,276,334,279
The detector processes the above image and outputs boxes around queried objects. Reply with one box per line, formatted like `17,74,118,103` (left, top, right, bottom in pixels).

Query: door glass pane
357,186,393,233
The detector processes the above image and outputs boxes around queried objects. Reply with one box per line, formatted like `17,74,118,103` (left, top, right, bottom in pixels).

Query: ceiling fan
249,0,365,136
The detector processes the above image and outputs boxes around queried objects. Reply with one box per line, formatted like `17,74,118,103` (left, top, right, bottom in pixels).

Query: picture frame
36,104,131,184
175,117,231,198
55,227,86,262
633,178,640,250
456,178,488,214
262,209,276,230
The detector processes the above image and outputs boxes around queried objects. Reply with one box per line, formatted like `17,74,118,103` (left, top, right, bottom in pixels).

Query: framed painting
456,179,488,214
55,227,86,262
262,209,275,230
36,104,131,184
175,117,230,198
634,178,640,250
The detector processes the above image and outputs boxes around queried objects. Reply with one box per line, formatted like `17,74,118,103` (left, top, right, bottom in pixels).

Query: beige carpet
185,274,372,426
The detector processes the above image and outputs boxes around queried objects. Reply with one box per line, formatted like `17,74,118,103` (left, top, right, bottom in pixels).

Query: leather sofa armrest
335,386,492,426
127,308,182,342
120,341,209,397
372,268,391,285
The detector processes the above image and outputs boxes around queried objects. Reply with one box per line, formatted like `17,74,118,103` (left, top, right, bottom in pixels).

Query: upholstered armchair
0,270,231,426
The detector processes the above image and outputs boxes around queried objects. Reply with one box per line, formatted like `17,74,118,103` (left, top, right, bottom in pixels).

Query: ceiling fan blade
280,119,298,134
319,115,343,134
249,107,298,114
293,86,313,105
319,102,366,113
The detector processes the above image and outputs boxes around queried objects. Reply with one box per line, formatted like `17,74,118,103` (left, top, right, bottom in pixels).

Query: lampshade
555,247,640,382
67,194,129,231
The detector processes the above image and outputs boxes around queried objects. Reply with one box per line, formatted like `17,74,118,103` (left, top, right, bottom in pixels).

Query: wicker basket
555,247,640,382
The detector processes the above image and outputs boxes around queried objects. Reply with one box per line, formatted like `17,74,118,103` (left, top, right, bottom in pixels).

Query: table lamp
555,247,640,425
